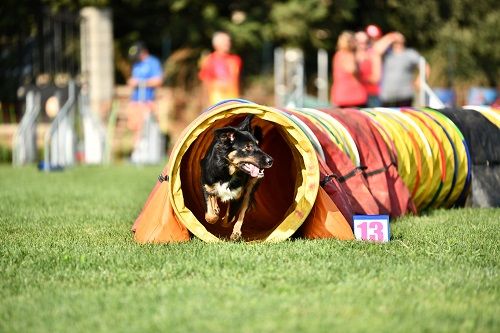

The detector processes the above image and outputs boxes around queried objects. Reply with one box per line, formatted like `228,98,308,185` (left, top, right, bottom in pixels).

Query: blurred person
127,41,163,140
379,32,429,107
356,28,404,107
330,31,367,108
355,31,382,107
198,31,242,108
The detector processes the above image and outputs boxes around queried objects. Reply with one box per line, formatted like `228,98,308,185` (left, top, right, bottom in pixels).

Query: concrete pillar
80,7,114,116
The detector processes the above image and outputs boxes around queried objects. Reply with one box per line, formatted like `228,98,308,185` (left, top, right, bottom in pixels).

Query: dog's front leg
205,194,220,224
230,178,258,241
220,200,233,228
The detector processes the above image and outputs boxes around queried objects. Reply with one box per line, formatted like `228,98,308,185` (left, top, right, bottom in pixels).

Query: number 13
356,221,384,241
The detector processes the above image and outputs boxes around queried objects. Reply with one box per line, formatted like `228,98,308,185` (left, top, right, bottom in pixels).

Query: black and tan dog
201,115,273,240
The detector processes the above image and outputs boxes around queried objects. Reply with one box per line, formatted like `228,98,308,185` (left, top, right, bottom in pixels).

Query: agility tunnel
358,107,472,211
282,106,471,214
318,108,416,216
284,108,379,215
439,106,500,207
132,101,496,243
132,100,355,243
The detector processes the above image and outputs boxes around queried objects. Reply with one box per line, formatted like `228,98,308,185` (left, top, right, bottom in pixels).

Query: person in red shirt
355,27,409,107
355,31,382,107
330,31,368,108
198,32,242,107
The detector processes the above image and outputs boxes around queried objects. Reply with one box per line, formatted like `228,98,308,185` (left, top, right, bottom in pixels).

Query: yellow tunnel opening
168,105,319,242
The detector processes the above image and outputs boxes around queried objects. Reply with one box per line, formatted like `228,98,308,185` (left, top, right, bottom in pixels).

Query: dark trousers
382,98,413,108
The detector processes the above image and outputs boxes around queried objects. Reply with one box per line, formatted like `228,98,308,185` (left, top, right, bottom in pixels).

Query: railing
79,84,107,164
129,81,165,164
317,49,329,105
274,48,305,108
418,56,445,109
42,80,77,170
12,90,41,166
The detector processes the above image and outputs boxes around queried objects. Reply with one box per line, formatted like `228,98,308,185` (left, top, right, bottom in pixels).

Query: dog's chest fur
202,158,249,203
212,181,244,202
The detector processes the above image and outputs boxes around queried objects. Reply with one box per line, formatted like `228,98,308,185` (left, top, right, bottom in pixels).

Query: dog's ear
236,115,254,132
214,127,236,143
253,126,263,144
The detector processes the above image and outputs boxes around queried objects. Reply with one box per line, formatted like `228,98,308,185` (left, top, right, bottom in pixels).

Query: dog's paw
205,212,219,224
220,216,235,228
230,230,242,241
220,220,232,228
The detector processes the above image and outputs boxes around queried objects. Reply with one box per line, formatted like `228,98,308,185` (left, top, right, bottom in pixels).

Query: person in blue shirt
126,41,163,138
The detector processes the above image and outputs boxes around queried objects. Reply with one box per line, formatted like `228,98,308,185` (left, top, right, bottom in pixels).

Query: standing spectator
330,31,367,108
379,32,429,107
198,31,242,108
355,31,382,107
126,41,163,140
355,28,403,107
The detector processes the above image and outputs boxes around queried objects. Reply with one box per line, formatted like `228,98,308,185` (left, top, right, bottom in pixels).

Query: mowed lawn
0,165,498,333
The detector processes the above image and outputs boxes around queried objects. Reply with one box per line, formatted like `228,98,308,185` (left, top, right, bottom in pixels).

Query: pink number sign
353,215,390,242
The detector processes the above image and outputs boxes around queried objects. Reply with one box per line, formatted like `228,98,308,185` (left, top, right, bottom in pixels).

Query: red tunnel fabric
316,154,354,226
323,108,416,217
286,109,380,215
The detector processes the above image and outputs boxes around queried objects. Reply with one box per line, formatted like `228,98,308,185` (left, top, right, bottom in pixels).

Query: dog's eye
244,144,254,151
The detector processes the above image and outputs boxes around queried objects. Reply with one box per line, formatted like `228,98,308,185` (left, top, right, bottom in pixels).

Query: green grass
0,165,498,333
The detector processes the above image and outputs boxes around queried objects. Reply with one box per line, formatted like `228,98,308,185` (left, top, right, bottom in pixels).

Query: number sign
353,215,390,242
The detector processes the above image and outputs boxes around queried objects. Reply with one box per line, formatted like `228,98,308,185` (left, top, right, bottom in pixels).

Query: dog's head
214,115,273,178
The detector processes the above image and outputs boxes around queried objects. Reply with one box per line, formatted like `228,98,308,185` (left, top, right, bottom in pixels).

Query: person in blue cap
126,41,163,139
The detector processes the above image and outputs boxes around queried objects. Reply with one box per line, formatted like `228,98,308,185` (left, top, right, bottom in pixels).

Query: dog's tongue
243,163,261,177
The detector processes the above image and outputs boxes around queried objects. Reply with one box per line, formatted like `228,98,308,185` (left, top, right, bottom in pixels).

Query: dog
200,115,273,241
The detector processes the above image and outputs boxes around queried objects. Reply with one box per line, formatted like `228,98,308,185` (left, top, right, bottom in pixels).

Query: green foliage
431,0,500,86
385,0,443,46
268,0,358,48
0,165,499,332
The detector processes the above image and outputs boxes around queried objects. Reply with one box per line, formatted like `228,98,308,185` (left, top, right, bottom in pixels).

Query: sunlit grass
0,165,498,332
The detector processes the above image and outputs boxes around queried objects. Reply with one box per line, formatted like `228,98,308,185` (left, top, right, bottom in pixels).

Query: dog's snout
264,155,273,167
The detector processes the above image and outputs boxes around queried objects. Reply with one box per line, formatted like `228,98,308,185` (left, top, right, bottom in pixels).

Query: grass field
0,165,498,333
